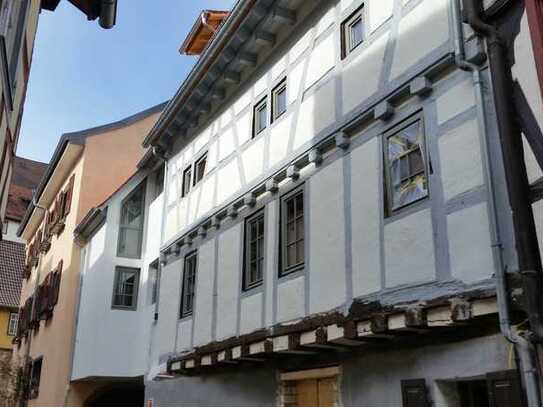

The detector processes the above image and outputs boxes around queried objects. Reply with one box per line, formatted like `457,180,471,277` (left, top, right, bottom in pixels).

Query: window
28,357,42,400
193,153,207,186
253,97,268,136
7,311,17,336
342,5,364,58
117,182,146,258
180,251,197,318
272,79,287,121
281,188,305,275
182,165,192,197
244,211,265,290
384,117,428,214
149,260,160,305
112,267,140,310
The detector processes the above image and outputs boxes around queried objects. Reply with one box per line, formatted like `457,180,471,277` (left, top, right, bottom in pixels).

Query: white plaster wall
342,32,389,115
384,208,436,287
277,276,305,322
390,0,450,79
240,292,263,335
447,203,494,283
216,224,241,339
533,199,543,263
309,160,346,314
176,318,193,352
350,138,382,296
193,239,215,346
72,174,162,380
439,119,484,200
264,201,277,327
436,79,476,125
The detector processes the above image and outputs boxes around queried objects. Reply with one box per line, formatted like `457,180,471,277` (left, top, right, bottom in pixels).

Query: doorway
279,366,339,407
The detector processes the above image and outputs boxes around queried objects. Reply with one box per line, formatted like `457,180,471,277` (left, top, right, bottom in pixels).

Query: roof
18,102,168,237
42,0,101,20
180,10,230,56
0,240,24,308
6,157,47,222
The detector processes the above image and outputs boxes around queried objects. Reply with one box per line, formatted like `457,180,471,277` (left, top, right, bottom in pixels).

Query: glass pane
250,241,257,260
295,194,304,215
296,217,304,240
287,199,295,221
118,228,141,258
296,240,304,263
275,86,286,117
256,102,267,133
121,188,144,228
287,244,296,267
287,221,296,244
349,17,363,50
409,148,424,175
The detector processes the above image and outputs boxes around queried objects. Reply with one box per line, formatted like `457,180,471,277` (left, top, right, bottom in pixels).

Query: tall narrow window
281,188,305,275
253,97,268,136
384,116,428,214
244,211,265,290
28,357,42,400
180,251,197,318
182,166,192,197
342,5,364,58
7,312,17,336
149,260,160,305
112,267,140,310
193,153,207,186
117,182,146,258
272,79,287,121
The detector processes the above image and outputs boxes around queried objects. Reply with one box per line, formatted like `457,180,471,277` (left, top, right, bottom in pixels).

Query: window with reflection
118,182,146,258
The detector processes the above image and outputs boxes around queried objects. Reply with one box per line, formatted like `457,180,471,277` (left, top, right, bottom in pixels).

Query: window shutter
64,175,74,216
43,212,50,238
487,370,525,407
401,379,430,407
52,260,63,306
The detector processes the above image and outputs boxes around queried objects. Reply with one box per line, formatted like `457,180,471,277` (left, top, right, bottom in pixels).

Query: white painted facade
71,167,164,381
2,219,22,243
148,0,515,378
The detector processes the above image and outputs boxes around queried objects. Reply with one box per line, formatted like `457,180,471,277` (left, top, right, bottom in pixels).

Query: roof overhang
180,10,230,56
142,0,303,150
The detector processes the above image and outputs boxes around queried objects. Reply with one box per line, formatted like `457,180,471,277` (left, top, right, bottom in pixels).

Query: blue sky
18,0,235,163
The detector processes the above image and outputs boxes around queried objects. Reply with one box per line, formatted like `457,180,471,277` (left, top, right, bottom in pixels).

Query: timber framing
166,290,515,376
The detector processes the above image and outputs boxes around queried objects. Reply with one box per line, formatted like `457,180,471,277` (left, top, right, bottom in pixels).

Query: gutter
142,0,254,148
457,0,542,405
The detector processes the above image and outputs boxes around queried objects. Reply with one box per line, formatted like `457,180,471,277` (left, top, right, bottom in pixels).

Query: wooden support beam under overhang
254,30,276,46
223,70,241,84
167,297,500,376
238,51,258,67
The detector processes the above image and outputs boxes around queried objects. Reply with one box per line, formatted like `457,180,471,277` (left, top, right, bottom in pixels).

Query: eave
143,0,302,150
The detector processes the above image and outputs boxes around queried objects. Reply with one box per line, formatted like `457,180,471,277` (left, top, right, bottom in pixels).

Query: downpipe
452,0,542,405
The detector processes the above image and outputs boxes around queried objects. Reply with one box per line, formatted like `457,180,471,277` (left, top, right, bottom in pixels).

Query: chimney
180,10,230,56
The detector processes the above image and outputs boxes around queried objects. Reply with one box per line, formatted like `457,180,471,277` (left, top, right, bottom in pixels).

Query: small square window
384,116,428,214
244,211,265,290
280,188,305,276
342,5,364,58
272,79,287,122
7,312,18,336
182,166,192,197
253,97,268,137
193,153,207,186
112,267,140,310
180,251,197,318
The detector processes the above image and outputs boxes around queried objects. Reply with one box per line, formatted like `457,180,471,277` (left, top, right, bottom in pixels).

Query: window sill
111,306,138,312
179,313,193,322
279,265,305,280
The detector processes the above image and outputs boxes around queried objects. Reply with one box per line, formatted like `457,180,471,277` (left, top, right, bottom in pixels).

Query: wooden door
296,377,336,407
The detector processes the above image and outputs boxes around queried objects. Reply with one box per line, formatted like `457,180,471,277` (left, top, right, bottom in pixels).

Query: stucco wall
0,309,14,350
77,111,161,224
146,333,511,407
72,169,163,380
149,0,514,375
